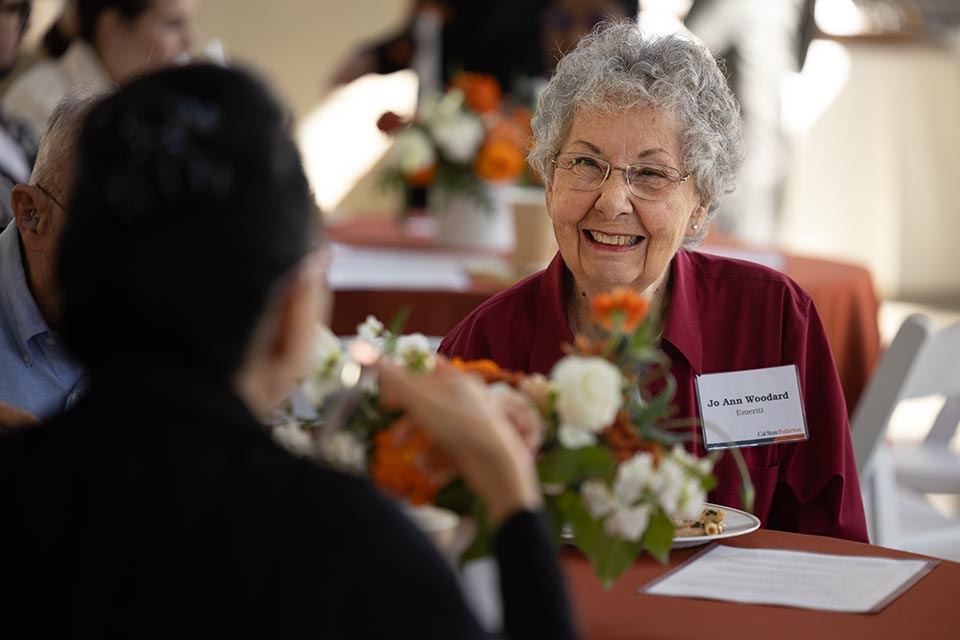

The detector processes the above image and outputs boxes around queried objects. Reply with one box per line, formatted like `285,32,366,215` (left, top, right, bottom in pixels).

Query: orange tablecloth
563,529,958,639
327,218,881,413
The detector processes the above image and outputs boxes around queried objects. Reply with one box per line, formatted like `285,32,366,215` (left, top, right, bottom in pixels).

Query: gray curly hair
529,21,744,244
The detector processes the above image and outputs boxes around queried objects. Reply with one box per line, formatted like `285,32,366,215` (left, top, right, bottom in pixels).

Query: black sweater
0,364,576,638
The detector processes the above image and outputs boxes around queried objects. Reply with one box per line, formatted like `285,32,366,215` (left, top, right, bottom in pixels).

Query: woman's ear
269,264,327,384
686,198,711,237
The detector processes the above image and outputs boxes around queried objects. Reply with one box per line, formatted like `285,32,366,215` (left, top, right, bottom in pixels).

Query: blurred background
21,1,959,303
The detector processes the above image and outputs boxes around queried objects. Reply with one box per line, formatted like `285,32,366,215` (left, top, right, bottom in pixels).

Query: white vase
430,183,515,252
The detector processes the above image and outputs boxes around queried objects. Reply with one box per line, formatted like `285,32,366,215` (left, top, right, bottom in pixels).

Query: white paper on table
642,544,937,613
327,243,471,291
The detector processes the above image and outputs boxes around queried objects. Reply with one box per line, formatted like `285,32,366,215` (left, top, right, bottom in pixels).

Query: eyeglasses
34,183,66,212
0,1,30,29
552,152,691,201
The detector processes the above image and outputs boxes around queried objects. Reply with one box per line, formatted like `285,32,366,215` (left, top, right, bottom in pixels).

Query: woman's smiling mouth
584,229,644,248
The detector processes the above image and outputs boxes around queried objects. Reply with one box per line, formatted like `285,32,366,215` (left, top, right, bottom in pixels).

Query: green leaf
588,535,646,590
434,479,474,515
460,501,496,564
556,491,603,550
643,510,674,564
556,492,645,588
537,446,616,485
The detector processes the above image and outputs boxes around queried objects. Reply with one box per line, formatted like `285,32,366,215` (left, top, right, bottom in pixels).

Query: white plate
671,502,761,549
560,502,761,548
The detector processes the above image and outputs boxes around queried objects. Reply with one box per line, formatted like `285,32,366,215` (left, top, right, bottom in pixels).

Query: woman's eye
637,167,667,178
571,156,598,167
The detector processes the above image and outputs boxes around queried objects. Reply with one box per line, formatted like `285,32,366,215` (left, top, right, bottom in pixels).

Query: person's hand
0,401,39,433
377,358,542,524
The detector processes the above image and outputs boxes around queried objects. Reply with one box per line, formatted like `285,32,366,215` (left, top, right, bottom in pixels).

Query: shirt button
24,354,31,365
46,336,56,346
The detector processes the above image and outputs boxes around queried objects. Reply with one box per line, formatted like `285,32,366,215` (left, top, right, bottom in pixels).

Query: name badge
695,365,808,450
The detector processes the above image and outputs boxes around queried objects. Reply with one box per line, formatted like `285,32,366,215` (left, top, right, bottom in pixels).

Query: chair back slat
850,314,931,475
925,395,960,446
901,321,960,399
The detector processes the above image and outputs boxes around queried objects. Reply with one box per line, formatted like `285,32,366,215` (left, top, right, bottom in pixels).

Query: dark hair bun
59,64,313,380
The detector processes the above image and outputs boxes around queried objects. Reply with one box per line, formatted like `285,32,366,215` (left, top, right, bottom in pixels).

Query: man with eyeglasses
0,0,37,228
0,94,96,427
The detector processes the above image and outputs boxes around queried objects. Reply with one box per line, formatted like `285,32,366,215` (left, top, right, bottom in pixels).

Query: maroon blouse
440,249,869,542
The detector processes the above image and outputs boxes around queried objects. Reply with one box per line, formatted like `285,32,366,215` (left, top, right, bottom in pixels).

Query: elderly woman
0,65,575,637
441,22,868,542
3,0,197,136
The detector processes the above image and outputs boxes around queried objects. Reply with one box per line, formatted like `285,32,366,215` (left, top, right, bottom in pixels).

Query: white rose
604,504,651,542
271,422,316,458
666,445,710,520
651,456,685,516
356,315,385,343
551,356,623,449
419,87,466,123
430,112,484,163
316,430,367,474
397,333,433,362
313,324,342,372
676,479,707,521
393,127,436,175
581,479,615,519
613,452,656,505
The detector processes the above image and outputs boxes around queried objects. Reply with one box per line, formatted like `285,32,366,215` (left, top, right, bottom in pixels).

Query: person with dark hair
2,0,197,137
332,0,636,97
41,0,78,58
0,64,576,639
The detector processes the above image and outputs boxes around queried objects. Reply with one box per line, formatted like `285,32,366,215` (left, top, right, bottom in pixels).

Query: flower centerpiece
281,290,752,587
377,72,533,250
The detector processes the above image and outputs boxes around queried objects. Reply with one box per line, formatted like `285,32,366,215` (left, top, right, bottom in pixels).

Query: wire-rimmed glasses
552,152,691,201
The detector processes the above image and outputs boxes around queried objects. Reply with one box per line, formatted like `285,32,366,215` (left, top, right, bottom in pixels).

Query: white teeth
590,231,641,246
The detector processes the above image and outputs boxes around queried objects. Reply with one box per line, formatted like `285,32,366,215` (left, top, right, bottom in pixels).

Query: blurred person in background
332,0,637,101
679,0,814,243
0,63,576,639
0,0,38,225
3,0,197,137
41,0,80,58
0,94,92,422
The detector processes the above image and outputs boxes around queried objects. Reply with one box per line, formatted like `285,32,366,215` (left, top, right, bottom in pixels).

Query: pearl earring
691,222,700,230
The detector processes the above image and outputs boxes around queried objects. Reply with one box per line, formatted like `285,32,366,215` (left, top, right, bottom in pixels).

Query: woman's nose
594,168,634,219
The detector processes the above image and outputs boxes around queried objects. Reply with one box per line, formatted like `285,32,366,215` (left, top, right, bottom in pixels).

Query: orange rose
370,418,456,505
450,357,525,386
590,288,650,333
473,138,526,181
451,72,501,114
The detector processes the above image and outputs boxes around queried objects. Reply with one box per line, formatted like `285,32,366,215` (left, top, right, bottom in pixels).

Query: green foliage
537,446,616,485
642,510,674,564
556,492,645,589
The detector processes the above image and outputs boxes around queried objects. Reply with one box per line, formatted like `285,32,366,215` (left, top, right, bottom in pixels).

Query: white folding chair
850,314,960,559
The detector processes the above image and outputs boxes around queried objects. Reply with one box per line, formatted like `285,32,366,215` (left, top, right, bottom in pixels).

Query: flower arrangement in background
377,72,533,207
280,291,751,586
